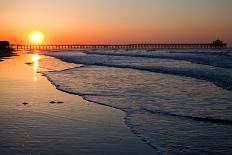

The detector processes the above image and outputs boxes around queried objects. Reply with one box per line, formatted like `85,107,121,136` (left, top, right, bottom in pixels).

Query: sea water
41,49,232,154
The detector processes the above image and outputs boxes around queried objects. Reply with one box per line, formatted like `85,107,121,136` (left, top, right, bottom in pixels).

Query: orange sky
1,0,232,45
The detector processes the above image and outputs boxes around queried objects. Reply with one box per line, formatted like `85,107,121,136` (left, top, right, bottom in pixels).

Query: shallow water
42,49,232,154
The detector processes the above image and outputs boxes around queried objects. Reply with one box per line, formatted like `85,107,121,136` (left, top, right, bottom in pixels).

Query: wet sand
0,52,157,155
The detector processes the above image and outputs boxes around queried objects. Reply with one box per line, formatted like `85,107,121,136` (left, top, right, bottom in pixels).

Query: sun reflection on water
31,54,40,82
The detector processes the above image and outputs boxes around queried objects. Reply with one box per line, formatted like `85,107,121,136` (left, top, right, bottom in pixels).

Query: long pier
11,40,227,50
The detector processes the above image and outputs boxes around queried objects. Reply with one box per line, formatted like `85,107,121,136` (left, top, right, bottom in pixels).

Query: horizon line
9,40,227,45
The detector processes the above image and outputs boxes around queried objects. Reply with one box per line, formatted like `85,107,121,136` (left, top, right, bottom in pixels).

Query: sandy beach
0,52,157,155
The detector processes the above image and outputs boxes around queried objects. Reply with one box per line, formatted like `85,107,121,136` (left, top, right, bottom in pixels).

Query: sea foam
41,49,232,154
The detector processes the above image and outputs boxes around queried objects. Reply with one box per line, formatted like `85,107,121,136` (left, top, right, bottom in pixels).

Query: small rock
57,101,64,104
22,102,28,105
25,62,33,65
49,101,56,104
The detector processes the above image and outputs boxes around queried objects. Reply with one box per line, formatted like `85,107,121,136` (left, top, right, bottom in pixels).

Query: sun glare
29,31,44,44
32,54,40,65
31,54,40,81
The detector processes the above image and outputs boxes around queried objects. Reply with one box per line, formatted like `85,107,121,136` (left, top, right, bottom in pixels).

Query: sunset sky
1,0,232,45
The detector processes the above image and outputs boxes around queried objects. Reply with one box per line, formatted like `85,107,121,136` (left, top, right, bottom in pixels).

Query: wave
45,54,232,91
143,108,232,126
93,63,232,90
169,50,232,57
42,65,232,123
82,50,232,69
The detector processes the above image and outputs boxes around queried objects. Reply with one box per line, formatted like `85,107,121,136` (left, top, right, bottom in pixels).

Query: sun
29,31,44,44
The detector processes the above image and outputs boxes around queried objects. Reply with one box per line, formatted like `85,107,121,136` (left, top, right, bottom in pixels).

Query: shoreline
40,49,232,154
43,73,159,151
0,52,157,155
43,73,159,150
40,53,160,151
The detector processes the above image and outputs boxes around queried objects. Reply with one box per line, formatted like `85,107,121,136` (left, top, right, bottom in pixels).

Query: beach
0,52,157,155
2,0,232,154
1,48,232,154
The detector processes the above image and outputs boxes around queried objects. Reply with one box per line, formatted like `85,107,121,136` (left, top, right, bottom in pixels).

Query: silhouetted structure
211,40,227,48
12,40,227,50
0,41,11,51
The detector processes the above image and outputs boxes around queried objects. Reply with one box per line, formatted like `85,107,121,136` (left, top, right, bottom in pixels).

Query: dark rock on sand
57,101,64,104
49,101,64,104
25,62,33,65
22,102,28,105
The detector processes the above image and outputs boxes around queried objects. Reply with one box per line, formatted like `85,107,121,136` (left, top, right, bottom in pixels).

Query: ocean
40,48,232,154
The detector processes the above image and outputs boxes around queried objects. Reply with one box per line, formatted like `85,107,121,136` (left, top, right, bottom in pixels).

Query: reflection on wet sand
31,54,40,82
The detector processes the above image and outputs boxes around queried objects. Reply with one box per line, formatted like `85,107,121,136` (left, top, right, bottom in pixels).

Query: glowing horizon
1,0,232,46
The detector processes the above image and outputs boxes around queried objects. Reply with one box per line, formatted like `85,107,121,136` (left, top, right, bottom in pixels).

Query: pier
11,40,227,50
